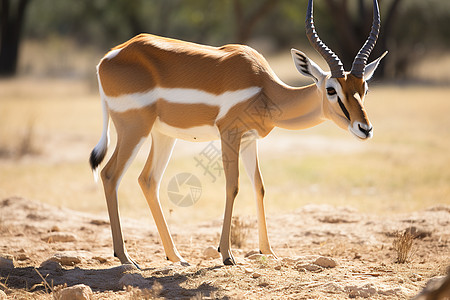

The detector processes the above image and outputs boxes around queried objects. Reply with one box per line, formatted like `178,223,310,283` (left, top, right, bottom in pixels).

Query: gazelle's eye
326,87,336,96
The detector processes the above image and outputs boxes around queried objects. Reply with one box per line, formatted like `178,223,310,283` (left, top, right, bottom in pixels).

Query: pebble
0,290,6,300
313,256,337,268
244,249,260,258
346,283,377,298
252,271,262,278
203,246,220,259
42,232,77,243
40,260,63,271
15,253,29,261
53,284,92,300
321,282,344,293
0,257,14,269
51,225,61,232
44,252,82,266
92,256,108,263
295,263,323,272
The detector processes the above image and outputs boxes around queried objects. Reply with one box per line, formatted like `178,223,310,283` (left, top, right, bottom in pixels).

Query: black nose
358,124,373,136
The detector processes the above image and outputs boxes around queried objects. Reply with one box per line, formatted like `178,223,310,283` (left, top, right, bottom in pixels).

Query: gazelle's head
291,0,387,140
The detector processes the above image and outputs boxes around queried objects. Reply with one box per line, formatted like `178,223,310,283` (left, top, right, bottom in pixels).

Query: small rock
258,280,270,287
40,260,63,271
90,219,109,226
295,263,322,272
321,282,344,293
92,256,107,263
42,232,77,243
346,283,377,298
0,257,14,269
15,253,29,261
244,249,260,258
54,284,92,300
45,252,82,266
274,264,282,271
119,273,148,288
252,271,262,278
243,267,254,274
203,246,220,259
51,225,61,232
0,290,7,300
313,256,337,268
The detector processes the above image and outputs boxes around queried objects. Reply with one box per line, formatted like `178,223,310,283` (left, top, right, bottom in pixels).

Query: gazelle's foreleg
138,130,187,264
241,139,277,258
101,133,147,268
218,131,242,265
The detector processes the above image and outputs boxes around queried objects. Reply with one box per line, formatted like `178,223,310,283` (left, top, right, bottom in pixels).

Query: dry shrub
393,229,414,263
231,216,251,248
17,121,40,158
0,120,41,159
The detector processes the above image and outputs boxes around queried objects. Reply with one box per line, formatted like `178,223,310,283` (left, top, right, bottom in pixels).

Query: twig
34,268,54,294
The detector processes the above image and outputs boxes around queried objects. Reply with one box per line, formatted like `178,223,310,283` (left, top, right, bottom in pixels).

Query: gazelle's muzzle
349,121,373,140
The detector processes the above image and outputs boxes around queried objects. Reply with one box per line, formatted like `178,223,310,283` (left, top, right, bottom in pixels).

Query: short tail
89,89,110,182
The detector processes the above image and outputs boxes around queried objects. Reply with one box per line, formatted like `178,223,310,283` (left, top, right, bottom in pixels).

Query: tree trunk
0,0,29,77
233,0,277,44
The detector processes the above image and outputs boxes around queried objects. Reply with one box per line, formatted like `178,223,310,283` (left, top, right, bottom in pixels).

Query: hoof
223,257,236,265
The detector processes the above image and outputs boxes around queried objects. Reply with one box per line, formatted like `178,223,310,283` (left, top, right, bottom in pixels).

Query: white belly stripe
104,86,261,120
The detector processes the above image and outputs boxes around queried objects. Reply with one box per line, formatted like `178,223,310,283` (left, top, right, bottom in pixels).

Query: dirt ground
0,197,449,299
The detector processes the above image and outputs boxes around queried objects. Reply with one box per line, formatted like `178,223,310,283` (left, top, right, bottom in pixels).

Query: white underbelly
153,118,220,142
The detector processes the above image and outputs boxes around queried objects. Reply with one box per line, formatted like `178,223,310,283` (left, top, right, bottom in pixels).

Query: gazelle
90,0,386,267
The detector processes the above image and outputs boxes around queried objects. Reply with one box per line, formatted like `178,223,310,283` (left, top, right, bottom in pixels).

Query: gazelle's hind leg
241,139,277,258
138,130,187,264
100,131,148,268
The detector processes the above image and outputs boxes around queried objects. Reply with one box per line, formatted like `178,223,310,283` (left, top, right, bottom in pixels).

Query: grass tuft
230,216,251,248
393,229,414,264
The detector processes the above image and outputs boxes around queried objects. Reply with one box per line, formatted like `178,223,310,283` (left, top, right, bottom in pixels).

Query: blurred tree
0,0,30,76
233,0,278,43
321,0,403,78
11,0,450,79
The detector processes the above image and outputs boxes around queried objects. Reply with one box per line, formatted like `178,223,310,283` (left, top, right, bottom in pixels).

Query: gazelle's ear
291,48,327,83
364,51,388,81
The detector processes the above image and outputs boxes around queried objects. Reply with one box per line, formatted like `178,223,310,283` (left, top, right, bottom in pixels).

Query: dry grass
0,120,41,159
393,230,415,264
230,216,251,248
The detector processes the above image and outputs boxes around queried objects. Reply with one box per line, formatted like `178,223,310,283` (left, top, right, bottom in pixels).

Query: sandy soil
0,197,449,299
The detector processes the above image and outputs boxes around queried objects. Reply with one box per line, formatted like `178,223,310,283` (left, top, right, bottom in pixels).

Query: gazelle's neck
264,77,326,130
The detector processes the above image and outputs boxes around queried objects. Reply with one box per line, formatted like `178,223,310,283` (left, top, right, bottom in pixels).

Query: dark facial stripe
337,97,351,121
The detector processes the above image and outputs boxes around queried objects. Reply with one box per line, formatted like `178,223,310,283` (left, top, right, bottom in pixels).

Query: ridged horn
305,0,345,78
351,0,381,78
